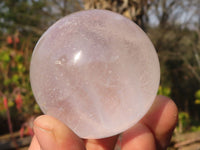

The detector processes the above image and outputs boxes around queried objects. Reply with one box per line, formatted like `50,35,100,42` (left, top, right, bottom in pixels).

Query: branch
174,137,200,148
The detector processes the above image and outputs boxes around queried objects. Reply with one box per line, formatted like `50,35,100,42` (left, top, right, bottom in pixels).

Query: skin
29,95,178,150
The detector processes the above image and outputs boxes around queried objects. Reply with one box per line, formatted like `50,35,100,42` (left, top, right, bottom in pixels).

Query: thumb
33,115,85,150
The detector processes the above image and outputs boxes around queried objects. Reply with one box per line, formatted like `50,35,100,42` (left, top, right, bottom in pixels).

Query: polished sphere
30,9,160,139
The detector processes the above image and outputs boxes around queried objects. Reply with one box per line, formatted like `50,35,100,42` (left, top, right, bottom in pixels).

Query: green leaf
195,90,200,99
0,51,10,63
3,78,11,86
195,99,200,105
8,100,14,107
15,54,23,62
11,74,20,84
17,63,26,72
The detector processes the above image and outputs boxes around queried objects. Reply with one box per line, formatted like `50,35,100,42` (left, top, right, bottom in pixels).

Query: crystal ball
30,9,160,139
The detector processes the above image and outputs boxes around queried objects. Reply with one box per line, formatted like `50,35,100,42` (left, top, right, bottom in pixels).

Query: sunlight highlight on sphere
30,9,160,139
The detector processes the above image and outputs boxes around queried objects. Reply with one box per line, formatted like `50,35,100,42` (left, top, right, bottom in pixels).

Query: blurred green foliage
177,111,200,133
0,0,83,134
178,112,190,133
195,90,200,99
0,46,39,109
157,86,171,97
190,125,200,132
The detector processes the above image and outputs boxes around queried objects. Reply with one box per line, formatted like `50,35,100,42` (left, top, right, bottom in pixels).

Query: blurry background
0,0,199,149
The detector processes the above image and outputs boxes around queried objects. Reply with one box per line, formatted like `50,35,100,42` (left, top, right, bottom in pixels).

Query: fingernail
33,117,56,150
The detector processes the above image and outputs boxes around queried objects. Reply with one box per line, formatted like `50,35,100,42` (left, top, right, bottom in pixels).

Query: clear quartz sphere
30,9,160,139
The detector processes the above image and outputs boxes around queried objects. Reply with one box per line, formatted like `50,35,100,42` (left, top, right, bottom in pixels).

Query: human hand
29,95,178,150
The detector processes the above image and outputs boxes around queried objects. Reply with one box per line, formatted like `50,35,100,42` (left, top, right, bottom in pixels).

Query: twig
174,137,200,148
